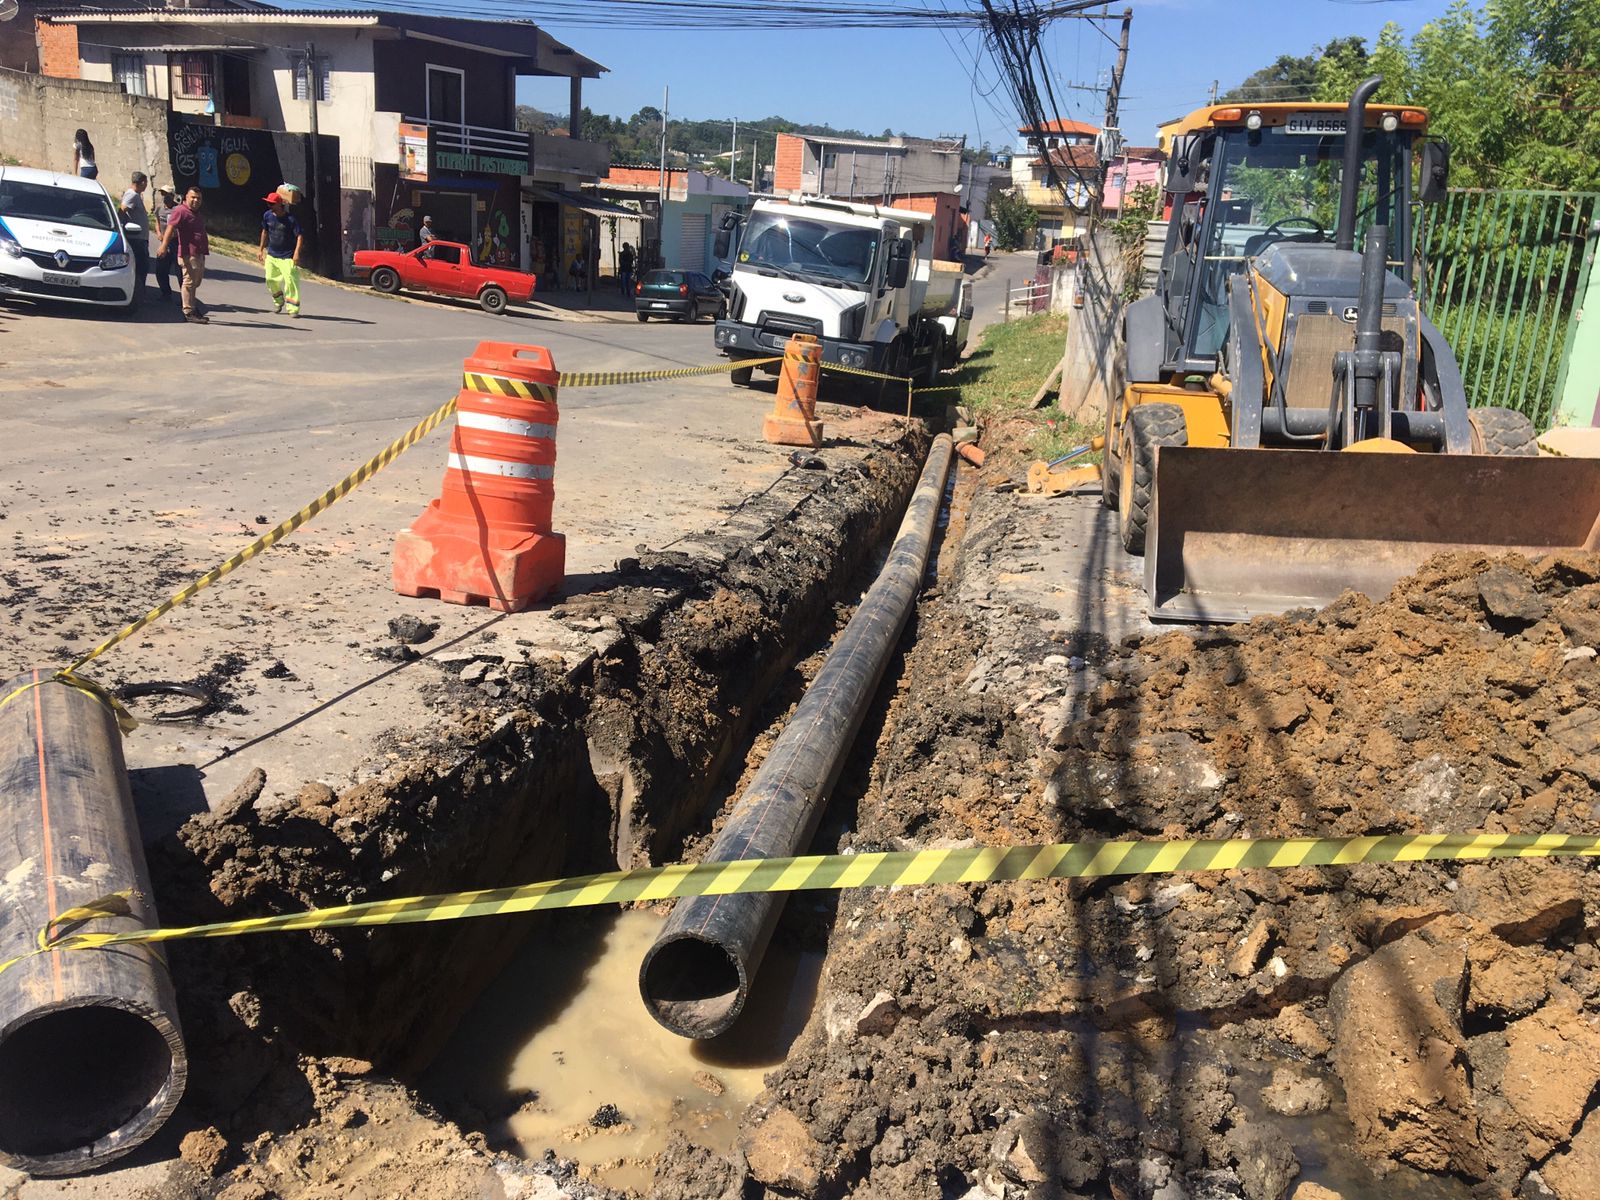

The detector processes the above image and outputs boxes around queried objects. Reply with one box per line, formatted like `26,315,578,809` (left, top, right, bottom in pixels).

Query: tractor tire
1468,407,1538,456
370,267,400,294
730,365,753,386
1117,402,1187,556
1101,399,1122,509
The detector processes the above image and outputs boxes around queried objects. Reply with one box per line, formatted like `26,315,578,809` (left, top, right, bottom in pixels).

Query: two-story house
771,131,968,261
35,5,610,274
1012,117,1100,246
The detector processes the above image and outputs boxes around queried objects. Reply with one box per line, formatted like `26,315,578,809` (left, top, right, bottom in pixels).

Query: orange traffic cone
393,342,566,611
763,333,824,447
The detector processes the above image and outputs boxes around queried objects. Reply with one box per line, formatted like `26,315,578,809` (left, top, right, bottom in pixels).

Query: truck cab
713,195,970,387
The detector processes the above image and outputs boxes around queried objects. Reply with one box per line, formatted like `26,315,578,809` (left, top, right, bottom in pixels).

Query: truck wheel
479,286,508,315
1118,402,1187,555
371,267,400,294
730,365,753,386
1468,407,1538,456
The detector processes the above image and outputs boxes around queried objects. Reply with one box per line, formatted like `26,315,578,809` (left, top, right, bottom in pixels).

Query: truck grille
757,312,822,349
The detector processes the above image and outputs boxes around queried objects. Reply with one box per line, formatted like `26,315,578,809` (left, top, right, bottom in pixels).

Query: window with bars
112,53,147,96
175,53,213,98
290,53,330,102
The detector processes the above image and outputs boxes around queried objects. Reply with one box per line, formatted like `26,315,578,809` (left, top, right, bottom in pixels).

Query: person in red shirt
156,187,210,323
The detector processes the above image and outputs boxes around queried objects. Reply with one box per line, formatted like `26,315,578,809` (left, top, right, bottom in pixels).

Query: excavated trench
133,418,930,1192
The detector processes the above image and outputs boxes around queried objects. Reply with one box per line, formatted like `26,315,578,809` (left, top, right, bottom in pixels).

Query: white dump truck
712,195,972,391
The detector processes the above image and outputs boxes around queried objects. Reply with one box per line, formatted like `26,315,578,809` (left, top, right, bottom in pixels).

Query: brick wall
0,67,170,194
772,133,804,193
34,19,80,79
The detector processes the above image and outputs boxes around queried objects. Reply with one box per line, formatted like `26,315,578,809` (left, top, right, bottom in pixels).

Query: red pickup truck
351,240,535,314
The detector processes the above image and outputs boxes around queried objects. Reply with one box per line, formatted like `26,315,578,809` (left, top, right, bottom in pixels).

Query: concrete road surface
0,255,883,833
967,249,1045,344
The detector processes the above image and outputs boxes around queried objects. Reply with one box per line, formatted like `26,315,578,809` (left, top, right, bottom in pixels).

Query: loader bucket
1145,446,1600,623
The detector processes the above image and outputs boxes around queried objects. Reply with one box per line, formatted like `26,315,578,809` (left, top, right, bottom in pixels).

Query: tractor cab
1150,96,1440,376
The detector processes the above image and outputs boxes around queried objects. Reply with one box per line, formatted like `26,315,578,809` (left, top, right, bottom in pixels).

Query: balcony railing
405,117,532,174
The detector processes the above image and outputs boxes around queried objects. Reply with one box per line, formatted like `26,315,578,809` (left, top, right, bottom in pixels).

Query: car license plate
651,302,668,309
1284,112,1346,136
42,271,79,286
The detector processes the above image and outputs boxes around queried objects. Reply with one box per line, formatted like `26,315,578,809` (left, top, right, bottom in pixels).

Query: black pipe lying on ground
0,671,187,1176
640,434,954,1039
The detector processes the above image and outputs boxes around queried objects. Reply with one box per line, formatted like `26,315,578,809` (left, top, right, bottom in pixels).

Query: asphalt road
0,255,864,828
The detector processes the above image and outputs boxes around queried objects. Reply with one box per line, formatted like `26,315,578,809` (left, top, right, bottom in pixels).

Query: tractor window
1184,126,1410,360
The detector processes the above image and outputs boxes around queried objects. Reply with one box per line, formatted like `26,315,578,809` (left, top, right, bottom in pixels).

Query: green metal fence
1421,188,1600,429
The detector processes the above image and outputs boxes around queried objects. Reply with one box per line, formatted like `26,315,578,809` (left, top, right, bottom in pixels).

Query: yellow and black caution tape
463,372,558,402
556,357,782,390
65,396,460,677
4,832,1597,976
0,669,138,733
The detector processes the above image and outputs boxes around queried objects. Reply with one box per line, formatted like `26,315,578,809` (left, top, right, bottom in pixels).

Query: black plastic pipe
640,434,954,1039
0,670,187,1175
1334,75,1383,252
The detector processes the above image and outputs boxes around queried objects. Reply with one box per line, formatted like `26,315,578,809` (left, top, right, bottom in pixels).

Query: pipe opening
0,1004,176,1164
639,934,746,1040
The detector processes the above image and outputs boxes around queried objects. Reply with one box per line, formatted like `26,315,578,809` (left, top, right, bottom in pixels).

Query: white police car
0,165,138,311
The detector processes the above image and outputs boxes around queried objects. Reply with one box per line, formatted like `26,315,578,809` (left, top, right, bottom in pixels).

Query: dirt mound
704,463,1600,1200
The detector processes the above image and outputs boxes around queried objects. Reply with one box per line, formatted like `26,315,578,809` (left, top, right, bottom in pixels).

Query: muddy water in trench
426,907,822,1191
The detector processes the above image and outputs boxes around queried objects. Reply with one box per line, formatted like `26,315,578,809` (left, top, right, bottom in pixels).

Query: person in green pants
258,191,304,317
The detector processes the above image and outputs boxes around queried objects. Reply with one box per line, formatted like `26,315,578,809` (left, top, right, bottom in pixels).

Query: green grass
944,312,1100,461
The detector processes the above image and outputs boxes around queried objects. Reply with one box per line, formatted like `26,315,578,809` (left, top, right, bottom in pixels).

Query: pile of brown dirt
695,453,1600,1200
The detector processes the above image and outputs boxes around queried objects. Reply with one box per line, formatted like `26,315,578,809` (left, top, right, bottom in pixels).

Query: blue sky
515,0,1463,153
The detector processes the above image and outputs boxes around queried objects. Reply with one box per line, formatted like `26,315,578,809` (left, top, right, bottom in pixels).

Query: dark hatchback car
635,269,725,322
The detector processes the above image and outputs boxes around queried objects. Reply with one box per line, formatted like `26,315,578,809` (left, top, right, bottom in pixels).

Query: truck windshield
738,212,879,287
1184,125,1411,357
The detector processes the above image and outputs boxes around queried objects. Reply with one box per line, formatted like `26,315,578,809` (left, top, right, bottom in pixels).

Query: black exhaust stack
1334,75,1383,252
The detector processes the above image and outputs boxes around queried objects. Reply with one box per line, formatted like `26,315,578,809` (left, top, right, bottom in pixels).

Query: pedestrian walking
72,129,98,180
618,242,635,296
151,185,181,302
258,191,304,317
157,186,209,324
119,171,151,294
419,215,437,243
983,232,992,257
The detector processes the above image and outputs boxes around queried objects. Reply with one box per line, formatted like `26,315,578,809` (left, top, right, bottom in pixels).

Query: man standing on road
618,241,635,296
157,186,209,324
119,171,151,295
151,185,181,303
258,191,304,317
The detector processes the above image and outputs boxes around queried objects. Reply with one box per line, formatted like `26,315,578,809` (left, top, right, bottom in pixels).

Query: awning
524,187,639,219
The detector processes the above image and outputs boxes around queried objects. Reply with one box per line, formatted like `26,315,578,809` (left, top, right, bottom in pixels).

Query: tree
989,188,1038,251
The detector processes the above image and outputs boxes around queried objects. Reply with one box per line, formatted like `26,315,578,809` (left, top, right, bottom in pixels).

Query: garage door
679,212,708,273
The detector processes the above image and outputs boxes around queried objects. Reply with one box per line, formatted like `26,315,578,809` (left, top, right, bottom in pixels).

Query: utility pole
305,41,322,226
657,85,668,269
1208,79,1218,105
1089,8,1131,225
730,115,737,183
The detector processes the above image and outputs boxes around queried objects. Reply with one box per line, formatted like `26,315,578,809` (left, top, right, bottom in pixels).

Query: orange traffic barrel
393,342,566,611
763,333,824,447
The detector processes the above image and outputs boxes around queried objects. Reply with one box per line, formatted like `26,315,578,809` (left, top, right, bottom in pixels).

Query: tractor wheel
1118,402,1187,555
371,267,400,294
1101,400,1122,510
1468,407,1538,456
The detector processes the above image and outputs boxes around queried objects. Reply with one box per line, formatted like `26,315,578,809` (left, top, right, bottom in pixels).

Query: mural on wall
168,116,340,274
478,205,514,267
561,204,586,281
378,205,416,248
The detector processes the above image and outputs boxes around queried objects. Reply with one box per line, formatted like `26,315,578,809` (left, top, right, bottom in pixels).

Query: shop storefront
373,120,530,264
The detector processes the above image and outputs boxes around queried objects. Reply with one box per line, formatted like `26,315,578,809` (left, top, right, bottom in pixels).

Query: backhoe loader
1104,76,1600,621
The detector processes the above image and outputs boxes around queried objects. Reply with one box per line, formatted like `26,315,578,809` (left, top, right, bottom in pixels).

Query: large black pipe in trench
0,671,187,1176
640,434,954,1039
